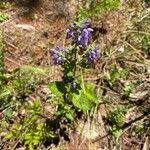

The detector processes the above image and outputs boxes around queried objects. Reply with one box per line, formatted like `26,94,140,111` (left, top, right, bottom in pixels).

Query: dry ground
0,1,150,150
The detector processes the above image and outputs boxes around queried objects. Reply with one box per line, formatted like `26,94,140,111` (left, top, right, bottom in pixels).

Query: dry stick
5,40,18,51
75,114,87,148
125,42,146,61
88,113,91,150
5,57,21,67
12,140,20,150
77,120,88,149
4,34,28,63
142,136,149,150
118,116,147,142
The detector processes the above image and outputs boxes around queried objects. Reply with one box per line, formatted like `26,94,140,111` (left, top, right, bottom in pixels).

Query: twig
125,42,146,61
5,57,21,67
12,140,20,150
5,40,18,50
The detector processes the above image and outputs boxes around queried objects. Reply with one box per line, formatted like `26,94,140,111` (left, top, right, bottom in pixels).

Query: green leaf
0,12,9,22
72,91,92,111
71,82,98,111
24,133,32,140
3,109,13,119
33,136,40,145
12,123,19,131
29,143,34,150
84,83,98,101
65,111,74,121
79,0,119,17
27,99,41,114
4,132,13,139
48,81,66,97
33,99,40,110
0,88,11,99
110,67,120,82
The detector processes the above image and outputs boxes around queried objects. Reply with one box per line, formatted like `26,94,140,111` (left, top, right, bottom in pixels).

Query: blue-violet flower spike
66,28,73,39
82,19,90,28
86,47,98,64
50,47,66,65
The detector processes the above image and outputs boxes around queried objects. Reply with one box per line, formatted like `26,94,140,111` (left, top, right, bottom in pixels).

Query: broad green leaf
84,83,98,101
48,81,66,97
72,91,92,111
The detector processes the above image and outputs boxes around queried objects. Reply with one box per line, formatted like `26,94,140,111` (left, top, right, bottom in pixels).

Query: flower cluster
50,20,98,66
86,47,98,64
66,24,74,39
50,46,66,65
66,20,93,48
50,19,98,90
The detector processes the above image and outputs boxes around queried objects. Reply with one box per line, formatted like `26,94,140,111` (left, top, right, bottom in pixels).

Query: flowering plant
48,19,98,121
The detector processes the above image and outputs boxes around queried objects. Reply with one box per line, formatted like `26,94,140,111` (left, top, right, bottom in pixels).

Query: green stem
73,47,77,77
80,69,85,93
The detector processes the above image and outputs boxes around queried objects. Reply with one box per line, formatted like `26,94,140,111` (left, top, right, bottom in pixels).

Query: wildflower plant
48,19,98,121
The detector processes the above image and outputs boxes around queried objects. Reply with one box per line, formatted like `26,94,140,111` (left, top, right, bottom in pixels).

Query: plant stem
73,47,77,77
81,69,85,93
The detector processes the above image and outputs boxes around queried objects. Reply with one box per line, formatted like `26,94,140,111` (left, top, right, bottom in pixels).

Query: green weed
12,65,47,97
108,105,126,137
78,0,119,19
5,99,55,150
0,12,9,22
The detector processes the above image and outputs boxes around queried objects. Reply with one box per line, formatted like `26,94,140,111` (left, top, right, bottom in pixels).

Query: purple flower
82,28,93,46
82,19,90,28
77,28,93,48
50,46,66,65
66,24,74,39
66,19,93,48
87,28,94,33
76,20,93,48
81,29,89,47
66,28,73,39
86,47,98,64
